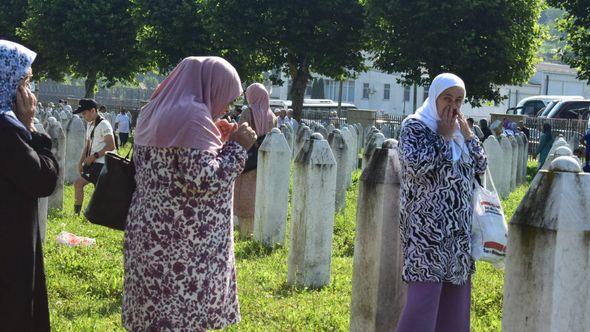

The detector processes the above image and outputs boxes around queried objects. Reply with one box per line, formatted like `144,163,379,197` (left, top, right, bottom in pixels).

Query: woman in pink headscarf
123,56,257,331
233,83,276,237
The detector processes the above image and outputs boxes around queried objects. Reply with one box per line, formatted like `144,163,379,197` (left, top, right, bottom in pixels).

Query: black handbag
242,134,266,173
84,149,136,231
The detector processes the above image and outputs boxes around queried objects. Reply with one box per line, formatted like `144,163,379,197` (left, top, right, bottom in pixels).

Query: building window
362,83,370,99
384,84,391,100
403,86,411,102
423,85,429,102
347,81,355,102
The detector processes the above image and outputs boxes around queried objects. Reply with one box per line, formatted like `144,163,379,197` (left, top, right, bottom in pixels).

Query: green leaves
20,0,149,97
365,0,545,106
548,0,590,83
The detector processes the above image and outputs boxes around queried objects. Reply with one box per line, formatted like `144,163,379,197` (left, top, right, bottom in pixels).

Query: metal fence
376,114,406,128
523,117,588,163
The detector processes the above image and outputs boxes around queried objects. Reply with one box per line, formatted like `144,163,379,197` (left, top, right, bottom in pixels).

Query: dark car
543,100,590,119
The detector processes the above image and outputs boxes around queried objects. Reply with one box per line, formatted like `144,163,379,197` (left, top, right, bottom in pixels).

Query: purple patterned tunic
122,141,246,331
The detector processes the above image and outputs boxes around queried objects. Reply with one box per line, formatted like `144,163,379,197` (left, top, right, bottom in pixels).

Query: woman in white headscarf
397,73,487,332
0,40,59,331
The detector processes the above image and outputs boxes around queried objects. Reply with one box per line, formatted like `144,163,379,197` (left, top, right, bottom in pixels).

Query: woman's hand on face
15,85,37,131
229,122,257,150
457,111,475,140
437,105,457,139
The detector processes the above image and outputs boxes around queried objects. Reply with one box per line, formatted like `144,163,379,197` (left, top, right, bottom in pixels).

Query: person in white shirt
72,98,116,215
287,108,298,131
115,109,131,146
277,108,289,127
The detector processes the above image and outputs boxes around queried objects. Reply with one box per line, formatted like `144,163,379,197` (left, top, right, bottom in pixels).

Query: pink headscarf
245,83,274,136
134,56,242,152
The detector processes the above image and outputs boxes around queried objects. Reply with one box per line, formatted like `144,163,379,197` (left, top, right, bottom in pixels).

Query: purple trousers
396,280,471,332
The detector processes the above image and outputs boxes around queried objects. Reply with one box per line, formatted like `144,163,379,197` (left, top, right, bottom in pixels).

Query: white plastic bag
56,231,96,247
471,169,507,267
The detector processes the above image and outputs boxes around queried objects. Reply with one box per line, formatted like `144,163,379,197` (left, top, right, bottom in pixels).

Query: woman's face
436,86,465,118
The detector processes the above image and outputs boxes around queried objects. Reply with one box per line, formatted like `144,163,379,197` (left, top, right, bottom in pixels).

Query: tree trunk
84,71,97,98
289,62,310,122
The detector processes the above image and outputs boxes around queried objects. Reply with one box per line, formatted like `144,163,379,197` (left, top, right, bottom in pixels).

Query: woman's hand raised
437,105,457,140
229,122,257,150
15,85,37,132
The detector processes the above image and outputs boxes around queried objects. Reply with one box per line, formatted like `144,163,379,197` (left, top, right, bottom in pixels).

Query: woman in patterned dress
233,83,276,238
123,56,257,331
396,73,487,332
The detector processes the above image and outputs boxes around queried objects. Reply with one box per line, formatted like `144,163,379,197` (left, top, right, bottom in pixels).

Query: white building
270,62,590,121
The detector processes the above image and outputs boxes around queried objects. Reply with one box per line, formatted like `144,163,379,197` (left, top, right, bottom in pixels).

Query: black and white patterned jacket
399,118,487,285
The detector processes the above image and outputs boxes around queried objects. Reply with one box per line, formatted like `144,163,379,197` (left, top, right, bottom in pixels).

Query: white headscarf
406,73,467,161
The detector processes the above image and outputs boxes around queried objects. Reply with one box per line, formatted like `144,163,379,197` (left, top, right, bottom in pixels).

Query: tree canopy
132,0,269,84
548,0,590,82
20,0,147,98
365,0,545,106
0,0,28,44
208,0,366,120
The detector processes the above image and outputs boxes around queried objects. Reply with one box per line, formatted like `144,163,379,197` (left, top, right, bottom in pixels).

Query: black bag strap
87,116,104,157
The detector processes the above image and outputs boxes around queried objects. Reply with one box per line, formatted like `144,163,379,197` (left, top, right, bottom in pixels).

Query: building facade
270,62,590,121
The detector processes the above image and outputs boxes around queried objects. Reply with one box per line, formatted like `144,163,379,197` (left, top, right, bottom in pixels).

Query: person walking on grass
72,98,116,215
115,108,131,146
397,73,487,332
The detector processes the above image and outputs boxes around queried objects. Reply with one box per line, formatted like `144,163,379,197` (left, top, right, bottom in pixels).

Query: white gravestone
340,127,355,189
46,117,66,210
350,139,406,332
294,125,311,159
34,120,49,242
362,132,385,170
483,136,504,193
498,135,513,197
509,135,518,190
502,156,590,332
253,128,291,247
541,136,569,171
65,115,86,183
328,129,350,212
279,124,294,156
288,133,337,288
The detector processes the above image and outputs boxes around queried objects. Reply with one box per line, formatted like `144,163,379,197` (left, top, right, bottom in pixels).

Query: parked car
506,95,584,117
542,100,590,119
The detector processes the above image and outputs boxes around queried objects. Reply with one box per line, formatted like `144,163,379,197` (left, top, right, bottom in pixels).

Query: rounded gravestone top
550,156,582,173
332,129,341,135
311,132,324,140
553,139,568,148
271,127,281,134
48,117,58,125
554,146,572,157
382,139,398,149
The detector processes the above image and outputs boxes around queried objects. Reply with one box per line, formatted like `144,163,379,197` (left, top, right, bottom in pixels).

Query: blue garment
584,132,590,153
536,133,554,169
0,40,37,140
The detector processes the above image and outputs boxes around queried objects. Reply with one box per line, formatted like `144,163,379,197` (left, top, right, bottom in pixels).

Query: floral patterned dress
398,118,487,286
123,141,246,331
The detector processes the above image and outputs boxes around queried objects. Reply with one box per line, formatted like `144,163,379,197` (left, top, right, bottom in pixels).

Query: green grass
44,159,536,331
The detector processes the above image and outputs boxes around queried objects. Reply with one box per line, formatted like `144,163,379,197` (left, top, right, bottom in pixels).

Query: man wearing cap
72,98,115,215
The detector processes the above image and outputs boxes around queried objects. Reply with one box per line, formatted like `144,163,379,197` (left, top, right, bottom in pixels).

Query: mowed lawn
44,153,538,331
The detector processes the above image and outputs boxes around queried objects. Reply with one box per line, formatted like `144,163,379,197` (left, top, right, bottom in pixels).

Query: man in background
114,108,131,146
